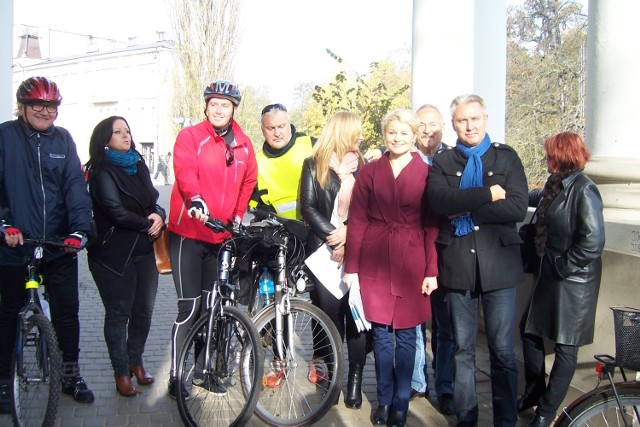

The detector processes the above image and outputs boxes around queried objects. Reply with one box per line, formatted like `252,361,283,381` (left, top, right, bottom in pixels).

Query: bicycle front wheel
253,299,344,427
556,384,640,426
176,305,264,427
10,313,62,427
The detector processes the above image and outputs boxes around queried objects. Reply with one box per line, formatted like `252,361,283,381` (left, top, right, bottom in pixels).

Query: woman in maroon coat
344,109,439,427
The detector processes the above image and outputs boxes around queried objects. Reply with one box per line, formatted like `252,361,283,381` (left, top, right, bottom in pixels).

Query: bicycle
241,207,344,427
554,306,640,427
174,217,265,427
0,222,66,427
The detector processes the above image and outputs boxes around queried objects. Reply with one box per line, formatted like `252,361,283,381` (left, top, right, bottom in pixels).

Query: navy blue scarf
451,133,492,236
106,148,140,175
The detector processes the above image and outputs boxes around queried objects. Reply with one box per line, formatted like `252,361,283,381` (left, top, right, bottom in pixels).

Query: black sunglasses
225,143,234,166
261,103,287,116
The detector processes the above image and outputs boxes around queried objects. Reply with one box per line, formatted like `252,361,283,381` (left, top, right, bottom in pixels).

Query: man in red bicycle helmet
166,79,257,398
0,77,95,411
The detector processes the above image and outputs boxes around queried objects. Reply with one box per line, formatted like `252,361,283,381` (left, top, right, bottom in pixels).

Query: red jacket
345,153,439,329
168,120,257,244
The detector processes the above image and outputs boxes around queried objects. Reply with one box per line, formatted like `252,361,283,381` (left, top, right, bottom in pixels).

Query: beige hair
381,108,420,136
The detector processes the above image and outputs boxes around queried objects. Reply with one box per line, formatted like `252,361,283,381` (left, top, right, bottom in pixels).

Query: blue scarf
451,133,492,236
106,148,140,175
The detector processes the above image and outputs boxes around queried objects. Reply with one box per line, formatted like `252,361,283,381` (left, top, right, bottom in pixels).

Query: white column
411,0,507,143
0,0,14,121
584,0,640,219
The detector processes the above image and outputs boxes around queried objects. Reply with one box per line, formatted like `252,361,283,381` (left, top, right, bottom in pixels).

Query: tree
303,50,411,151
167,0,241,133
506,0,587,188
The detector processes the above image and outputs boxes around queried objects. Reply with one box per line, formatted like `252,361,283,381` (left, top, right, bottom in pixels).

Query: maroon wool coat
345,153,439,329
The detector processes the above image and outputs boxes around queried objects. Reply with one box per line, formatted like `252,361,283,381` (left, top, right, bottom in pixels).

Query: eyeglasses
225,143,234,166
30,104,58,113
261,103,287,116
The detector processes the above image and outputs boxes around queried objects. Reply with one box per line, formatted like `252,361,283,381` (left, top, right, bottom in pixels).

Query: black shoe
526,414,554,427
456,422,477,427
438,393,456,415
387,410,407,427
192,374,227,396
168,378,190,401
409,388,425,401
370,404,390,425
62,375,95,404
0,383,10,414
518,394,540,412
344,363,363,409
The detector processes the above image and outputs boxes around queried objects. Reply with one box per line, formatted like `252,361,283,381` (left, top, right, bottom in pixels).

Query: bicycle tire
176,305,264,427
252,299,344,427
556,384,640,426
10,313,62,427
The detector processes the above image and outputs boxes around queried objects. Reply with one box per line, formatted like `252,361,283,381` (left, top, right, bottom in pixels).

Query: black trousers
0,254,81,379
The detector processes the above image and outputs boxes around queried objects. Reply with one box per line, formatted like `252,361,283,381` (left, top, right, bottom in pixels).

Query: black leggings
168,232,221,377
0,254,81,379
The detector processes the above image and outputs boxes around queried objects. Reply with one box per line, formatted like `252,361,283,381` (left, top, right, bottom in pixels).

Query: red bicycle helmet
203,80,241,105
16,76,63,105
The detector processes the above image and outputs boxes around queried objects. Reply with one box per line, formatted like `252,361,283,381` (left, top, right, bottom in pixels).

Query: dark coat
524,172,605,346
299,157,342,253
344,153,438,329
427,143,529,292
87,161,165,275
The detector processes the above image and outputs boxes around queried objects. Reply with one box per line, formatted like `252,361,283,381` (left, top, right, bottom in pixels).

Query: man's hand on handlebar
1,222,24,247
63,232,88,253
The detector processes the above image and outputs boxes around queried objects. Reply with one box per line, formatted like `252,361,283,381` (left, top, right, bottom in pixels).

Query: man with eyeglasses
250,103,315,220
0,76,95,411
166,79,257,398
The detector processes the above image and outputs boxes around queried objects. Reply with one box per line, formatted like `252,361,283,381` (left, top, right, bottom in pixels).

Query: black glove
188,196,209,218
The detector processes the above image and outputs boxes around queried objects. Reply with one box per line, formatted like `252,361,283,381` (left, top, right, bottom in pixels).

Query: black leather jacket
299,157,342,252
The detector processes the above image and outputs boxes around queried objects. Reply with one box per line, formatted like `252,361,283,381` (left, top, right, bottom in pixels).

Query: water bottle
257,266,275,310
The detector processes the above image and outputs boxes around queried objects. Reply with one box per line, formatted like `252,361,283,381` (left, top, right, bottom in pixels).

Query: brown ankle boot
129,365,154,385
115,375,140,397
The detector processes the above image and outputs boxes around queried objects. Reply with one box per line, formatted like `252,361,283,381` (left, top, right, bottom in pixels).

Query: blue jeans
431,289,455,396
449,287,518,427
372,323,416,412
411,323,428,393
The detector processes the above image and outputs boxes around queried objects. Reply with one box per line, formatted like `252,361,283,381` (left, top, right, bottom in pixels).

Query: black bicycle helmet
203,80,241,105
16,76,63,105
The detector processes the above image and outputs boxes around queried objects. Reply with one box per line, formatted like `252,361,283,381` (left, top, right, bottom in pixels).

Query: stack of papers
348,282,371,332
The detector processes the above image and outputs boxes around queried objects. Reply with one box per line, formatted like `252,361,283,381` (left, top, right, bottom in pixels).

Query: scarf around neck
329,151,359,223
106,148,140,175
451,133,492,236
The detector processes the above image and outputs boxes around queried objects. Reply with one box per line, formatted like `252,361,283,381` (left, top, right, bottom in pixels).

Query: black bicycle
555,306,640,426
174,217,264,427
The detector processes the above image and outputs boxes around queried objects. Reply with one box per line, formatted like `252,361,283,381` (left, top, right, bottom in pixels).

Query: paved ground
0,184,579,426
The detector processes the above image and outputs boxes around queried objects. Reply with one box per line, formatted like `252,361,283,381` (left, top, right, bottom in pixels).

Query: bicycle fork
274,243,295,364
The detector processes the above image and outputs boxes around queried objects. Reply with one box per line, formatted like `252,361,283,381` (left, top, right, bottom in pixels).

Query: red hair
544,131,590,172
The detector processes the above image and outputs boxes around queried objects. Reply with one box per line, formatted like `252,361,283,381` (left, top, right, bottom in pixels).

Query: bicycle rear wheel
252,299,344,427
556,385,640,426
176,305,264,427
10,313,62,427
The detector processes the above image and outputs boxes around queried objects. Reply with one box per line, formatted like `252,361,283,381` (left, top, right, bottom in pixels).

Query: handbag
154,226,172,274
519,209,540,274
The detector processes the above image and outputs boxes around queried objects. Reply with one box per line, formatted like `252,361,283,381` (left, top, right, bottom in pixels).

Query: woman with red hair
518,131,605,427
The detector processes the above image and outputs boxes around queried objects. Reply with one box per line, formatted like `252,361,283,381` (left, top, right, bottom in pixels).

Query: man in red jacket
165,79,257,398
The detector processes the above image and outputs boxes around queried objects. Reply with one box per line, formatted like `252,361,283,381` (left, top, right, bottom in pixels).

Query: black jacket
0,119,92,266
87,161,165,275
524,172,605,346
427,143,529,292
299,157,342,253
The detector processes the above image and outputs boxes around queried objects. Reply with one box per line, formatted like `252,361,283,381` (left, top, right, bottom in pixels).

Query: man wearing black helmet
0,76,95,411
166,79,257,398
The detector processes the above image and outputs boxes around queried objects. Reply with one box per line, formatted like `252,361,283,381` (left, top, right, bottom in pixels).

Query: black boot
344,363,364,409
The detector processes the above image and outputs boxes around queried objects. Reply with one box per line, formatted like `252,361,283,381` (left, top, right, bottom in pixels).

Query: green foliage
506,0,587,188
302,50,410,152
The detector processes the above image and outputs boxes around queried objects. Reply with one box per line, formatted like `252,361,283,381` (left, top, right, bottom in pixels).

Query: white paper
304,244,348,299
348,282,371,332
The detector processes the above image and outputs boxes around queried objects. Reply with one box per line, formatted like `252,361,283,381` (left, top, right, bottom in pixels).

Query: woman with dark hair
519,131,605,427
85,116,166,397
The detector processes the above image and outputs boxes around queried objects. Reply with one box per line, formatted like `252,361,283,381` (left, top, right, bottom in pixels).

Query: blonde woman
299,111,369,409
344,109,439,426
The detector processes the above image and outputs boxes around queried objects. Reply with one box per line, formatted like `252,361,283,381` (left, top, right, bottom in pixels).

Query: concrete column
411,0,507,143
1,0,14,121
584,0,640,221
